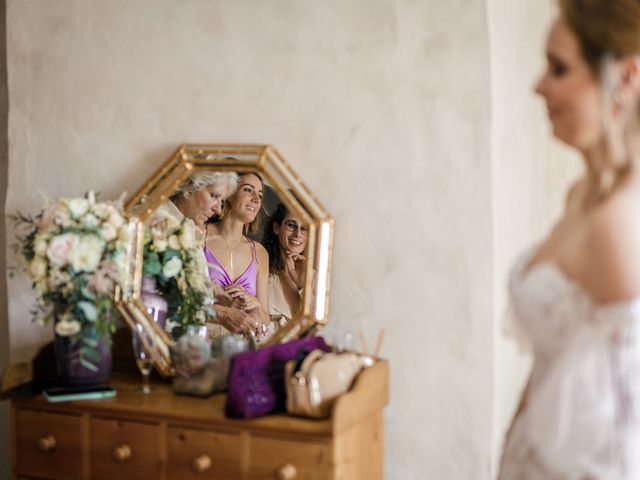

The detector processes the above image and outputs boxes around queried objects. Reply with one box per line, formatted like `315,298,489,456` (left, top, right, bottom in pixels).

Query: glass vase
54,330,112,387
141,276,168,330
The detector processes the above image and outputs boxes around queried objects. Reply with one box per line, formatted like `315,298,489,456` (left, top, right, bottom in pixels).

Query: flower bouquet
143,210,214,340
11,191,127,383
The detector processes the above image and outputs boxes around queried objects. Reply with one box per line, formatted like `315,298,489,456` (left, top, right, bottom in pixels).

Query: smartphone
43,385,116,403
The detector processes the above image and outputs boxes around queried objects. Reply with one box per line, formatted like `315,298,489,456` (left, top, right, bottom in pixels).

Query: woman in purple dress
205,172,270,336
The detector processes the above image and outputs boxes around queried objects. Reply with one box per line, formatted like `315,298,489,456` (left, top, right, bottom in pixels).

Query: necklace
221,235,244,272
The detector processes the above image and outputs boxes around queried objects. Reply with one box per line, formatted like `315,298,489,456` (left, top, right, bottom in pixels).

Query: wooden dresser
11,360,388,479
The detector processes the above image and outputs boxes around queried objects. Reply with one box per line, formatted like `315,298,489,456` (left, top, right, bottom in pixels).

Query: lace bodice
499,246,640,480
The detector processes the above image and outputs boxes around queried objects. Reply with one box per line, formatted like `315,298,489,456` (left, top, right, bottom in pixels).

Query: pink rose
47,233,79,267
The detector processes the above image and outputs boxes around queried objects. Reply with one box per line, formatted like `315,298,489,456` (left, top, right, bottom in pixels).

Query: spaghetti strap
205,237,259,297
248,239,258,264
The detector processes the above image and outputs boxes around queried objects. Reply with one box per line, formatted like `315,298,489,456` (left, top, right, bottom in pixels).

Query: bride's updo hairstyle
559,0,640,75
559,0,640,199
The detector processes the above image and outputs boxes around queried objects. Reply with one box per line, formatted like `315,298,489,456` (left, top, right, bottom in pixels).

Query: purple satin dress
204,239,258,296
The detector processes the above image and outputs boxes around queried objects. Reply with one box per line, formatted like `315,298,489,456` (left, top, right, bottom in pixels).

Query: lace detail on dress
498,246,640,480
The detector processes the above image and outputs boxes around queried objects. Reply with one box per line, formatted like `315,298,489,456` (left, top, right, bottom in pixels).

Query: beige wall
487,0,580,475
3,1,576,478
0,0,9,477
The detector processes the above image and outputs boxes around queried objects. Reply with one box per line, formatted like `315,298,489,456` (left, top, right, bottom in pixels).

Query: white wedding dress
498,246,640,480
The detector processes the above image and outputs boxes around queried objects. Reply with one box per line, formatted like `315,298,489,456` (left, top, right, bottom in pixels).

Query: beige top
268,273,300,326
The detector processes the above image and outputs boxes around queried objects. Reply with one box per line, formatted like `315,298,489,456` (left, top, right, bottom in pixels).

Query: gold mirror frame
116,144,334,376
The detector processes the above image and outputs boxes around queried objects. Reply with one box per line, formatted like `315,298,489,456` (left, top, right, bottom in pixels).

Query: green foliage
10,191,127,369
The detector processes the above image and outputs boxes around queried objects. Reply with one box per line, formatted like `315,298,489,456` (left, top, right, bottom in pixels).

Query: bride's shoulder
585,182,640,303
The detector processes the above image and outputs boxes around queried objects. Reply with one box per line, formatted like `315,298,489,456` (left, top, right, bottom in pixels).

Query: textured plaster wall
3,1,574,478
0,0,9,476
487,0,580,475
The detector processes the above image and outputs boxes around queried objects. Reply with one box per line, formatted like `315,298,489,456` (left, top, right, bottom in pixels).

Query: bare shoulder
585,177,640,303
253,241,269,263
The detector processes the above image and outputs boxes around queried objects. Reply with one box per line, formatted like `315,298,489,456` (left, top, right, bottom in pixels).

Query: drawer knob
37,434,56,452
276,463,298,479
192,454,212,473
112,444,132,462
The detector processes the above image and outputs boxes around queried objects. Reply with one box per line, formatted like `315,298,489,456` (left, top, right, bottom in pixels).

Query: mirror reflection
119,144,333,376
142,171,311,344
262,203,311,328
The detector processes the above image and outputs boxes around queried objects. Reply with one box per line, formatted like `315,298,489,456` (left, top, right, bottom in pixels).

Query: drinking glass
131,323,155,394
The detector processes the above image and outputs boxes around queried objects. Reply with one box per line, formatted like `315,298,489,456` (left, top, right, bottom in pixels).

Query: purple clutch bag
225,336,329,419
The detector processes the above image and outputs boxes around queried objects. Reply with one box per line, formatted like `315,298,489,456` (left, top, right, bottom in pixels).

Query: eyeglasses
283,220,307,235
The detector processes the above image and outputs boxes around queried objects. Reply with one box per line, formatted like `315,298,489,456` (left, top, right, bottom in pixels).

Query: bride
499,1,640,478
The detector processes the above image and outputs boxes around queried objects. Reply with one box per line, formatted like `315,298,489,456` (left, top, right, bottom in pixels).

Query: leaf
82,337,99,348
77,301,98,322
164,249,181,260
82,345,101,363
143,253,162,276
79,356,99,372
80,283,96,301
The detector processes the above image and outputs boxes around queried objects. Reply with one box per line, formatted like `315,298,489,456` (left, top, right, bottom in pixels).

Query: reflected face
230,174,263,223
274,212,307,255
534,18,602,151
185,183,231,227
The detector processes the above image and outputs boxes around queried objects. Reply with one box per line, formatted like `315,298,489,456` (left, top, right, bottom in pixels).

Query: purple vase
141,276,168,330
54,333,112,387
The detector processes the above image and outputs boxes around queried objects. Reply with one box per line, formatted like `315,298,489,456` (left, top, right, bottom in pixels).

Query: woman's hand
212,284,233,307
284,251,306,290
213,305,259,335
224,284,262,311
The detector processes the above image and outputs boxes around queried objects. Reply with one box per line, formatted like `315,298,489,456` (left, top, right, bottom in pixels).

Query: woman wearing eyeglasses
261,202,309,330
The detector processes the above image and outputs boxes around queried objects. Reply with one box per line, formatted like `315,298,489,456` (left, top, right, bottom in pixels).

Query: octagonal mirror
116,145,334,376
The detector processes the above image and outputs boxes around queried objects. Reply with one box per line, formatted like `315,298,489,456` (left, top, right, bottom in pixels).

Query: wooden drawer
249,436,331,480
15,408,84,480
89,417,162,479
167,426,242,479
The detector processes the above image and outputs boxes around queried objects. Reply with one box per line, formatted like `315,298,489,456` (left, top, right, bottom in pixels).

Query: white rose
55,318,82,337
153,239,167,252
166,215,181,231
101,223,117,241
168,234,180,250
71,236,105,272
28,256,47,281
92,203,111,219
108,211,124,229
179,225,195,250
162,256,182,278
34,236,48,256
82,213,99,228
68,198,90,219
47,233,79,267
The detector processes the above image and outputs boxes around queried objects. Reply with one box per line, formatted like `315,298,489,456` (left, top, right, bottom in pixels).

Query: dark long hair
262,202,288,275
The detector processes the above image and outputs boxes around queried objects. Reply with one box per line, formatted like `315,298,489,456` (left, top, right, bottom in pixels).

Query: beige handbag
285,349,374,418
